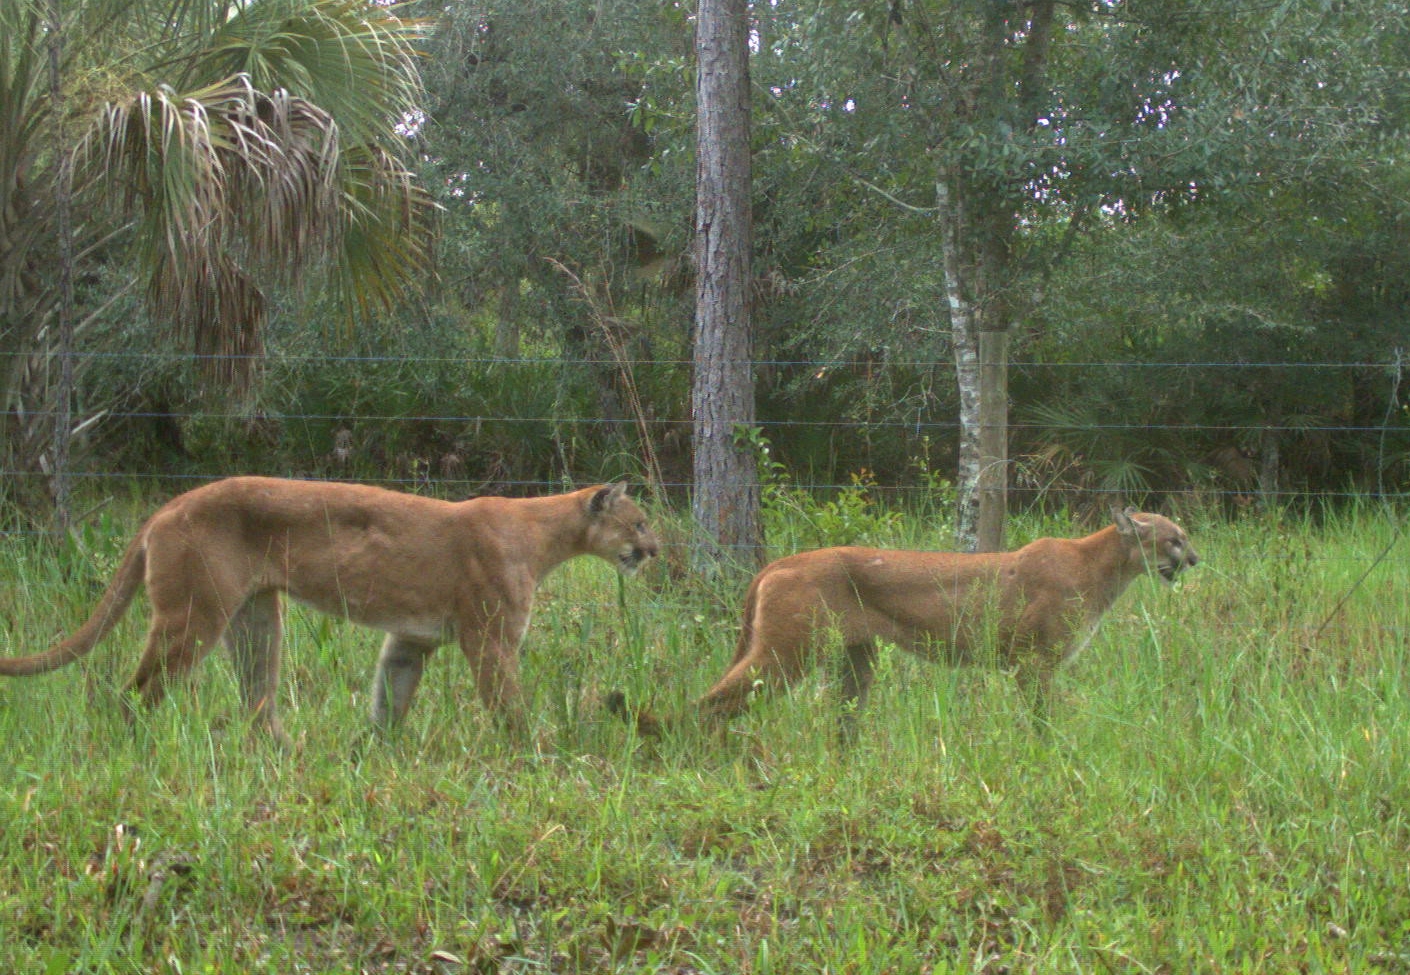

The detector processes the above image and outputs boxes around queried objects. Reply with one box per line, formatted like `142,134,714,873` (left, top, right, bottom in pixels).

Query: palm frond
198,0,431,142
333,141,436,318
146,248,267,375
0,8,49,320
7,0,436,395
82,76,333,382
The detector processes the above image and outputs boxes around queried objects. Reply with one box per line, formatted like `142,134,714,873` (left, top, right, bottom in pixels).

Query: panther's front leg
459,606,532,737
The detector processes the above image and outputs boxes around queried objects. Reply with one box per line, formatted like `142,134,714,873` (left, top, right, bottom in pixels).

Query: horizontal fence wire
6,410,1409,435
1,351,1407,545
5,351,1406,368
4,351,1407,658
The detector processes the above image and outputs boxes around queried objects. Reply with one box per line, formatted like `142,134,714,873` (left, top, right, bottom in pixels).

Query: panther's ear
1113,505,1139,537
589,482,628,515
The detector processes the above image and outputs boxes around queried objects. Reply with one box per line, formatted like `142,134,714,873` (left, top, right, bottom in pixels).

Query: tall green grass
2,498,1409,972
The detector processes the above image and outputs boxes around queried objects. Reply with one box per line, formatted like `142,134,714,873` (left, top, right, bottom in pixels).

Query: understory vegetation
2,491,1408,973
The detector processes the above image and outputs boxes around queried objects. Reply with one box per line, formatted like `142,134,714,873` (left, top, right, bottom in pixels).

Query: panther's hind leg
371,635,436,730
836,641,879,746
1014,659,1057,737
224,590,289,746
123,594,230,716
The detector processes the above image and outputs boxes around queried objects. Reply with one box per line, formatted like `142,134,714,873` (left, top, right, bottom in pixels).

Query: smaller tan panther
0,477,658,743
611,508,1195,740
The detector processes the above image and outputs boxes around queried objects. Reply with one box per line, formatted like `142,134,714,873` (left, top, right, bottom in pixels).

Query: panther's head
1114,507,1199,583
585,483,660,575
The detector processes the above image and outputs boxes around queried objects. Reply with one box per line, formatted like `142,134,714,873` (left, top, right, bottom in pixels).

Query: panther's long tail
604,691,668,738
0,532,147,676
605,572,765,737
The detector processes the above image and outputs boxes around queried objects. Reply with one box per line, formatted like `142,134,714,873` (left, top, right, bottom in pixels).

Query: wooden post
975,327,1008,553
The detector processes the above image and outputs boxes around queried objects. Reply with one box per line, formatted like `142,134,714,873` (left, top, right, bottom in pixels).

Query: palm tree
1,0,434,494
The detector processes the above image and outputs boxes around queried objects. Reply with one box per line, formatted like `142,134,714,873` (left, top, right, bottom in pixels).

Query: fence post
976,327,1008,553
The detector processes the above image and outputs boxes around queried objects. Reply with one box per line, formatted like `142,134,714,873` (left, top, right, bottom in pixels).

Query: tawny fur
612,508,1195,740
2,477,658,744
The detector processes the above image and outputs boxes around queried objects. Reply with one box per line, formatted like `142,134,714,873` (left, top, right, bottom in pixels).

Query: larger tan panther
611,508,1195,740
0,477,658,743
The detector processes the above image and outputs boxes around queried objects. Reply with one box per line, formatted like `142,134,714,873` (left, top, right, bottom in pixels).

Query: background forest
6,4,1410,972
3,0,1408,525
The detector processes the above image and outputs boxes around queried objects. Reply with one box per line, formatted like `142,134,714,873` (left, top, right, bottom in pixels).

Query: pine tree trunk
691,0,761,568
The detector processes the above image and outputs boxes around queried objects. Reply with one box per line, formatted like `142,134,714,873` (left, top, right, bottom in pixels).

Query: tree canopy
6,0,1407,520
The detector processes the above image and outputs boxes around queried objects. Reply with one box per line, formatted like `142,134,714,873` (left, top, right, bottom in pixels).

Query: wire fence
2,348,1409,640
2,350,1407,523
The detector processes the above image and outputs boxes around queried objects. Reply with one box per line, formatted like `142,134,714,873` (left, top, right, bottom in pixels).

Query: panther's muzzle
619,544,658,575
1159,546,1199,583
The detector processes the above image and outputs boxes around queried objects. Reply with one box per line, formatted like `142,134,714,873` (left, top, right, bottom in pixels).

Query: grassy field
2,492,1409,973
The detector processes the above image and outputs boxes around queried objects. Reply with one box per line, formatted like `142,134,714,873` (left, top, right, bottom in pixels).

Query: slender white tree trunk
937,180,982,551
938,178,1009,553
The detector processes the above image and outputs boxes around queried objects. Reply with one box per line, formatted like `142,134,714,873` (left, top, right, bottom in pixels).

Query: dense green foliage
5,0,1399,515
3,498,1409,971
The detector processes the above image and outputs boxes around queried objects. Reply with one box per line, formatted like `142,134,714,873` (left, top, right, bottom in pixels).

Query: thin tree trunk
938,177,1010,554
936,179,982,551
494,280,520,359
931,3,1054,553
1258,424,1280,510
691,0,760,568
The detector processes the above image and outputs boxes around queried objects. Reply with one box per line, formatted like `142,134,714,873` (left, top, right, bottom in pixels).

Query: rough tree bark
691,0,761,568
